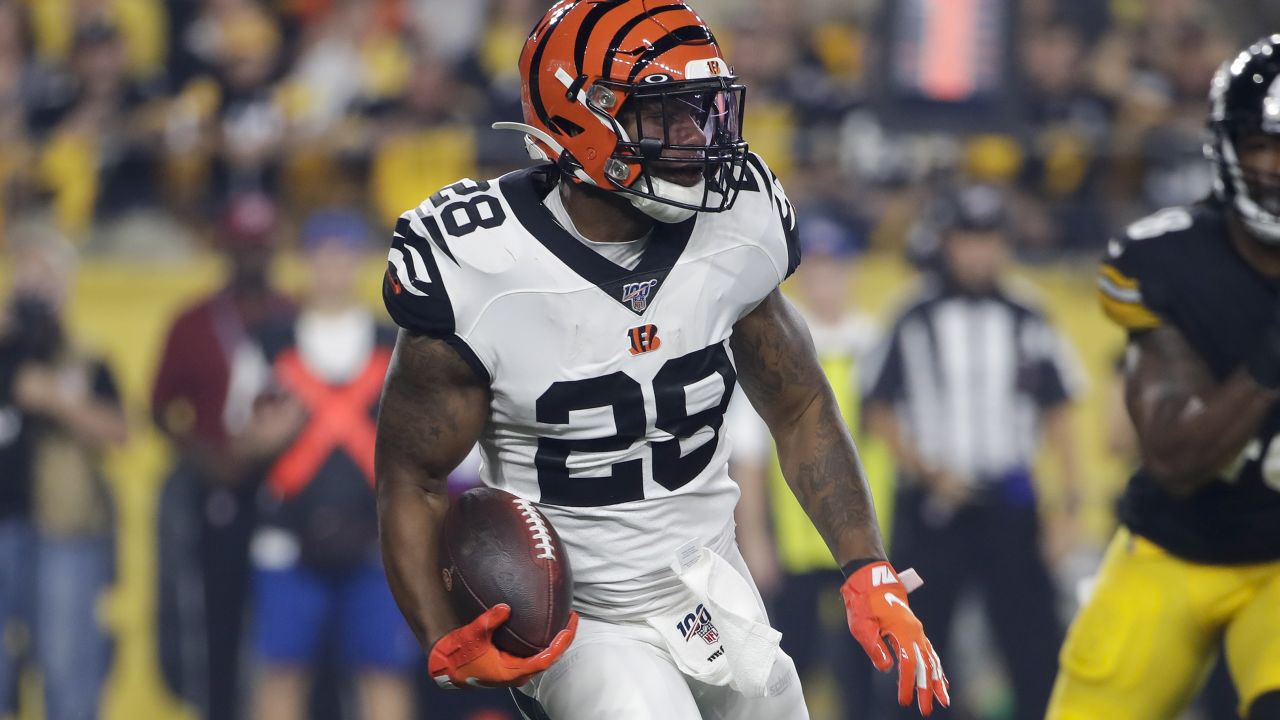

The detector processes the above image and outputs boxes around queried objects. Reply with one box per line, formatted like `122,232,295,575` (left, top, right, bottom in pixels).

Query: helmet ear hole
550,116,585,137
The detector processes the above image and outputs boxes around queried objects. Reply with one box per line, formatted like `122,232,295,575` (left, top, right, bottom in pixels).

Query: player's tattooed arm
1127,325,1280,494
731,288,887,565
376,329,490,649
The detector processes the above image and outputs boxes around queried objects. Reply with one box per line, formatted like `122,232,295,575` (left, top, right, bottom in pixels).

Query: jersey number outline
429,180,507,237
1125,207,1193,241
534,343,736,506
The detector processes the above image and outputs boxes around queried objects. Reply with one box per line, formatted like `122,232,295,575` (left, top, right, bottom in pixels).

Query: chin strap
627,175,700,223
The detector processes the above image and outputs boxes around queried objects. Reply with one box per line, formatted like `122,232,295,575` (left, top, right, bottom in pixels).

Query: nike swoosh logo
884,592,909,610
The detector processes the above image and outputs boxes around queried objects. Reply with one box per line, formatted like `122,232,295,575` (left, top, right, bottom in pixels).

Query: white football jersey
384,154,799,620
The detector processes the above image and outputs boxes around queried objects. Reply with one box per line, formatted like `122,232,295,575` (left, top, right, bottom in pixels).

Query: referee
862,184,1082,718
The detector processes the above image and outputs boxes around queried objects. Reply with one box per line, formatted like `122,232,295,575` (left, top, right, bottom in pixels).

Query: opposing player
1048,35,1280,720
373,1,948,718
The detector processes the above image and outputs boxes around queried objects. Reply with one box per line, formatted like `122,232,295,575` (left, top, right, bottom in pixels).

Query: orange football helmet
495,0,748,220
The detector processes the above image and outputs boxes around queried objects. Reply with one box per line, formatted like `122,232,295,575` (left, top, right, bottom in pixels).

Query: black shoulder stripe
744,154,773,202
601,4,686,79
625,26,714,84
414,210,459,267
784,218,801,279
384,229,457,340
742,154,799,279
390,218,445,292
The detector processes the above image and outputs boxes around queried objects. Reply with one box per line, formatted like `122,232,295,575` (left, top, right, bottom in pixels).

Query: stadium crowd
1,1,1279,720
0,0,1275,257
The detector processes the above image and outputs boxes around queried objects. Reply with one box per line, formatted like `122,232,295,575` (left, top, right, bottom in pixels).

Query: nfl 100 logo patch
621,279,659,312
676,603,720,645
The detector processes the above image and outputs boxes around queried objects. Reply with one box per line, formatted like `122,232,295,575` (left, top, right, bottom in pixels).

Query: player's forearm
774,388,886,566
1138,370,1279,492
377,475,458,650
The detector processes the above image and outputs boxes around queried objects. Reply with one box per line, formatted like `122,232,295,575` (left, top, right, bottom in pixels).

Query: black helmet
1207,34,1280,242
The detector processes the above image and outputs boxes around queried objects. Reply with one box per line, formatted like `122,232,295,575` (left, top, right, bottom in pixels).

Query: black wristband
840,557,885,578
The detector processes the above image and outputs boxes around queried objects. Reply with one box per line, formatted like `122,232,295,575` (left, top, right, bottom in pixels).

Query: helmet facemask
1213,126,1280,243
589,77,748,223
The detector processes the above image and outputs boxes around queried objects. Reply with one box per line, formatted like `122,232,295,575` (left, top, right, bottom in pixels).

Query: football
438,487,574,657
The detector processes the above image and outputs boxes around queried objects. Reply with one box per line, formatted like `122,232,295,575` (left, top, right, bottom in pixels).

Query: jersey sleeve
381,205,492,383
1096,208,1193,333
741,153,801,282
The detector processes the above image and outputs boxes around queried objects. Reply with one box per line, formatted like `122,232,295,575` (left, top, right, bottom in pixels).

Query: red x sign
267,346,391,500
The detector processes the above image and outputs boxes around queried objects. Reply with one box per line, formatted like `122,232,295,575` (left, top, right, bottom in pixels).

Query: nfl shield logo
621,279,658,312
678,603,721,645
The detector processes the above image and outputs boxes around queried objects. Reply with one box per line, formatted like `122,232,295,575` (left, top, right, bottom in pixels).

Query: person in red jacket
150,193,297,720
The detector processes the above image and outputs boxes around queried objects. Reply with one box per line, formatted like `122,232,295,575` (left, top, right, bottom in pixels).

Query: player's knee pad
1247,690,1280,720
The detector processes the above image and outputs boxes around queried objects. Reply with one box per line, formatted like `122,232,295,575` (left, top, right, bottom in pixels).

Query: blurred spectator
1017,18,1114,253
24,0,167,82
729,209,895,719
0,0,35,237
288,1,409,137
1131,26,1230,214
366,50,479,225
248,209,415,720
0,225,127,720
24,20,166,238
165,2,302,209
150,193,296,720
409,0,491,64
207,4,291,203
863,184,1083,718
167,0,278,89
719,14,801,179
280,0,414,208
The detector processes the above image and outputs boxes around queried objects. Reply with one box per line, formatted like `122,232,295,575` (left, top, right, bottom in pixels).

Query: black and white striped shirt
861,277,1081,485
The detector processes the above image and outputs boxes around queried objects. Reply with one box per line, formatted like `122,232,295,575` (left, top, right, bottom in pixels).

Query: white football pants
513,545,809,720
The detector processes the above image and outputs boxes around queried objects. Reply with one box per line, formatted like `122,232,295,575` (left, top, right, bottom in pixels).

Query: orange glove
842,561,949,716
428,604,578,689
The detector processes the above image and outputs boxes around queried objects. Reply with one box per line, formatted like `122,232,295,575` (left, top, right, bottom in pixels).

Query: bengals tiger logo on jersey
628,324,661,355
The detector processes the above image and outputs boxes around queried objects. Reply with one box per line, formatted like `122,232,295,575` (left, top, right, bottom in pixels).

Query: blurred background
0,0,1277,719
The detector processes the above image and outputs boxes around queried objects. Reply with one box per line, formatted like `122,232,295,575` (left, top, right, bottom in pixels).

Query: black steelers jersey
1099,198,1280,564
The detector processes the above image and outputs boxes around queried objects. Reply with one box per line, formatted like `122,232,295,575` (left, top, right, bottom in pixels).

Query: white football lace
513,498,556,560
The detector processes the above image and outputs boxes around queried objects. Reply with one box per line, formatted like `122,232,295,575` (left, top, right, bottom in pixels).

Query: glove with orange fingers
428,604,578,689
841,561,950,716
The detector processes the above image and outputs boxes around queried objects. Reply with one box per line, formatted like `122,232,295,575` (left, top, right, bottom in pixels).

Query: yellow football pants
1047,527,1280,719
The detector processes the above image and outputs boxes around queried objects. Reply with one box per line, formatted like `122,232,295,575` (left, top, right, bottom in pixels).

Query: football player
1048,35,1280,720
373,1,949,718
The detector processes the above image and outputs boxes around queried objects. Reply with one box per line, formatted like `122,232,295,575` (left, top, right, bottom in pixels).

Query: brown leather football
438,487,573,657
